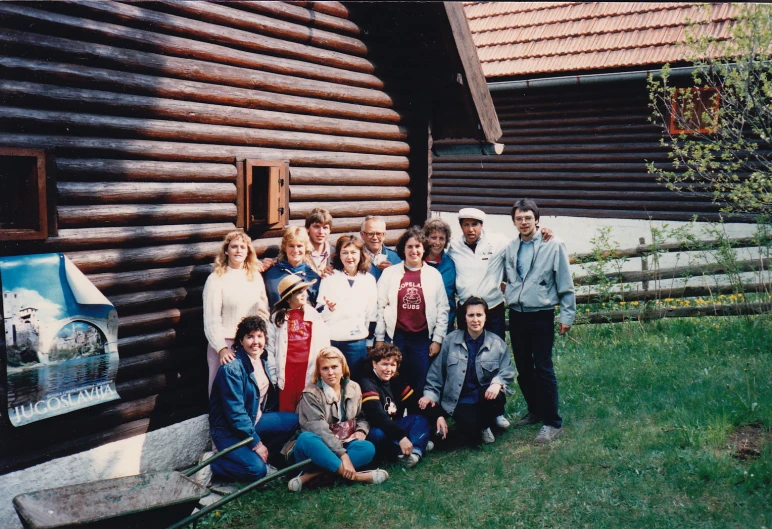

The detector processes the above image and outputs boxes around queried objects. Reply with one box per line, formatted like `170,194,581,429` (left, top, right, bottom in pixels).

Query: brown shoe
515,413,542,427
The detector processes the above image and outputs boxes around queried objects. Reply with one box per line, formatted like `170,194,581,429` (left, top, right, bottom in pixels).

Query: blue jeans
390,329,432,395
291,432,375,474
331,339,368,382
367,414,431,460
211,411,298,482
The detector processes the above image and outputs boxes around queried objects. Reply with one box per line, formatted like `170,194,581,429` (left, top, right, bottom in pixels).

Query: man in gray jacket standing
504,199,575,444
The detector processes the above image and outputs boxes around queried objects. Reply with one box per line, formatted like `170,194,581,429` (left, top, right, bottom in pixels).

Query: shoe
371,469,389,484
402,453,421,469
534,425,562,444
515,413,541,427
481,428,495,444
426,440,435,452
266,464,278,477
495,415,511,430
192,451,214,487
288,473,304,492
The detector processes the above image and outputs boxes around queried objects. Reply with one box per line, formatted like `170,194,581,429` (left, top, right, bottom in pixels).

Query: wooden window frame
0,148,49,241
669,87,720,135
236,159,289,232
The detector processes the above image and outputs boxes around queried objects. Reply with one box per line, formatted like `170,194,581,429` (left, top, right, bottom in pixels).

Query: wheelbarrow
12,437,310,529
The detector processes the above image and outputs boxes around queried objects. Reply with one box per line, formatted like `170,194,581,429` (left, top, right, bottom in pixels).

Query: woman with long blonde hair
203,230,269,395
263,226,321,309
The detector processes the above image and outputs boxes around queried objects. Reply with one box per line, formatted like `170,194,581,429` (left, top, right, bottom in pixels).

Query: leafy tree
648,3,772,215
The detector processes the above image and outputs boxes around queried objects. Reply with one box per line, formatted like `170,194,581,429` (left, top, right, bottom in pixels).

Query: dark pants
457,302,506,341
508,309,562,428
332,339,368,383
367,414,432,461
390,329,432,395
452,391,506,445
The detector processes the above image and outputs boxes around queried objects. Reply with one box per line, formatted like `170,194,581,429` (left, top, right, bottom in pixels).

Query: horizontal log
290,185,410,200
574,258,771,286
431,171,656,181
431,195,722,211
576,282,772,304
290,201,411,219
58,204,237,229
431,162,670,172
67,241,222,273
0,133,410,168
430,142,668,154
433,179,670,192
151,0,367,56
500,133,663,145
117,329,177,357
290,167,411,185
228,1,360,35
257,229,405,249
1,3,375,79
432,153,667,163
47,223,236,251
109,287,203,314
0,106,410,155
117,349,174,379
56,158,237,182
286,215,411,233
432,188,711,202
579,302,772,324
89,264,212,294
500,124,660,138
498,114,653,129
115,374,169,402
287,1,350,19
0,25,387,107
118,307,202,337
0,81,406,140
0,56,402,123
58,182,236,205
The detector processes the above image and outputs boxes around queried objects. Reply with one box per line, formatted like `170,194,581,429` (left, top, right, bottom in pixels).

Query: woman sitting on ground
316,234,377,380
361,343,431,468
266,274,330,413
263,226,322,309
289,347,389,492
419,296,515,446
209,316,298,482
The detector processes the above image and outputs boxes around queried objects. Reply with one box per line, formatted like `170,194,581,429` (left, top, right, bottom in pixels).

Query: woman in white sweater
316,235,377,381
203,230,269,395
375,226,449,396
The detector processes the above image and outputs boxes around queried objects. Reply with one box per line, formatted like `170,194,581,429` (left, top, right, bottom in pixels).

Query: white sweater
203,267,270,352
316,270,377,342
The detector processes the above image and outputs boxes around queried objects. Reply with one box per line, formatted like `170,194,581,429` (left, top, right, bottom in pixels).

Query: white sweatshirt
447,230,510,308
316,270,377,342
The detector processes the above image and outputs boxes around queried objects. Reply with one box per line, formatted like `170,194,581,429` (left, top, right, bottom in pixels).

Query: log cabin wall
0,0,422,474
431,82,757,222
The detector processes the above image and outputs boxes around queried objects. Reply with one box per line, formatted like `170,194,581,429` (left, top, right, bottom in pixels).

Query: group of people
202,201,576,491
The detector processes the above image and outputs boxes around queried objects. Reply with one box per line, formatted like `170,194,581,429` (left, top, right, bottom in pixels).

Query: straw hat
277,274,316,304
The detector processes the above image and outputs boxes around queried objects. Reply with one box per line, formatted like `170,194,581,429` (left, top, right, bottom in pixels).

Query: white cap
457,207,486,223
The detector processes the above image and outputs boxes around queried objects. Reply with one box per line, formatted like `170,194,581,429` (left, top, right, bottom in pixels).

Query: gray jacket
504,232,576,326
423,330,515,416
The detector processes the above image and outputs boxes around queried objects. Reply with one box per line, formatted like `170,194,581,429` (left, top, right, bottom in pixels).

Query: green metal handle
168,458,311,529
182,437,255,478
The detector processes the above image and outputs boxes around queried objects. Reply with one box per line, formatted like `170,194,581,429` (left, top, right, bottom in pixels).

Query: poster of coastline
1,253,120,427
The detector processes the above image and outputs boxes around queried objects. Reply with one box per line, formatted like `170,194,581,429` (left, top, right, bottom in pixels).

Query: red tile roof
464,2,739,78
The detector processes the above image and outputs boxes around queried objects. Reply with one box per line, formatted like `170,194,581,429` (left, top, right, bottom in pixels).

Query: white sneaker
426,440,435,452
481,428,495,444
534,425,562,444
265,464,278,476
402,453,421,469
496,415,511,430
288,473,304,492
192,451,214,487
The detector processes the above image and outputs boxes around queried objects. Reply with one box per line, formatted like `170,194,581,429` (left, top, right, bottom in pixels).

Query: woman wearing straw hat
266,274,330,413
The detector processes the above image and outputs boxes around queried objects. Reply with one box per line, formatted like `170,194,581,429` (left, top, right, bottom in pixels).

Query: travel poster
1,253,120,427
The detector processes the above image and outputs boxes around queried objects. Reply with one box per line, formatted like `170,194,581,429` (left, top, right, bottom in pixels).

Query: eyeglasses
363,231,386,238
514,216,535,223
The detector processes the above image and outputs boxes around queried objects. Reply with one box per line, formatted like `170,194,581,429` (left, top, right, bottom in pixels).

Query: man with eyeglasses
360,215,401,281
504,198,575,445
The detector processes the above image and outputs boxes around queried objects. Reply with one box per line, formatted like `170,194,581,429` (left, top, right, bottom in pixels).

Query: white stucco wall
0,415,210,529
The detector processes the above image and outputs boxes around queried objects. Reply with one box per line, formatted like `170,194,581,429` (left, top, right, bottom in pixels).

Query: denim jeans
390,329,433,395
367,414,431,460
211,411,299,482
508,309,562,428
331,339,368,383
291,432,375,474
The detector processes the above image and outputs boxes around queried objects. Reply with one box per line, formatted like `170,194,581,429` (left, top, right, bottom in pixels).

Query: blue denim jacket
423,329,514,416
209,347,277,450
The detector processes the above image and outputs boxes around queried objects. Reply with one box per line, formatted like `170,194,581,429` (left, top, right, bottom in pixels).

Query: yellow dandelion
620,301,626,305
631,301,639,306
664,298,674,302
585,308,590,312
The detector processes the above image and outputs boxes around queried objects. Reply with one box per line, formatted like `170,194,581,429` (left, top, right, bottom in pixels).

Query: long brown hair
213,230,260,281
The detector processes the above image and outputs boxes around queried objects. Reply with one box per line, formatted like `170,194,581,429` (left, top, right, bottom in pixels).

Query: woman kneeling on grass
361,343,432,468
419,296,515,446
288,347,389,492
209,316,298,482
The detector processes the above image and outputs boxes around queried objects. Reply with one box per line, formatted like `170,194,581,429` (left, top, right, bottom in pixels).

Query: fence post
639,236,649,302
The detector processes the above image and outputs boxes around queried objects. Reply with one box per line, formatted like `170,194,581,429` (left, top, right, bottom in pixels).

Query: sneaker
265,464,278,477
495,415,511,430
288,473,304,492
192,451,214,487
515,413,542,427
371,469,389,484
534,425,562,444
481,427,495,444
426,440,435,452
402,453,421,469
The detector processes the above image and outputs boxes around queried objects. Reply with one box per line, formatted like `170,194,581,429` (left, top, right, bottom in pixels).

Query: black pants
508,309,562,428
436,391,506,446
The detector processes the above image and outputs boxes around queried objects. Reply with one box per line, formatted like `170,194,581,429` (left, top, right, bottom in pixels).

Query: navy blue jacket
209,347,278,450
425,250,457,332
264,260,321,309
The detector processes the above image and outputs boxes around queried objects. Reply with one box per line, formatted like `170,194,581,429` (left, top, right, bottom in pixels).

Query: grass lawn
195,316,772,529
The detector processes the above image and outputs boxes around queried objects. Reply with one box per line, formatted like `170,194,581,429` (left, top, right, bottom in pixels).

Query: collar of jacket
235,346,261,388
449,329,496,351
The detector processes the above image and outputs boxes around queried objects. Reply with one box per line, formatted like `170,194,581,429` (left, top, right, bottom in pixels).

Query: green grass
195,316,772,529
